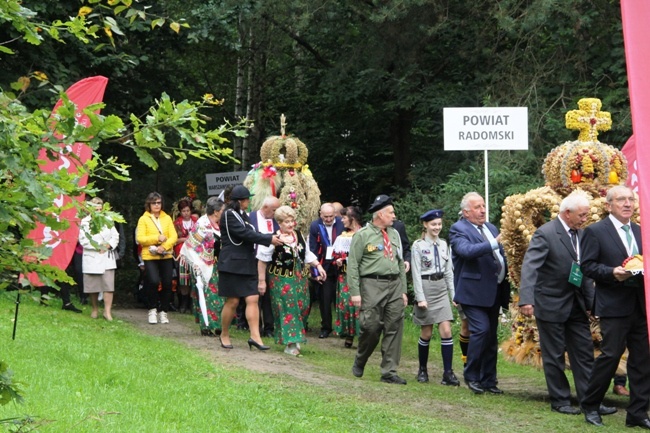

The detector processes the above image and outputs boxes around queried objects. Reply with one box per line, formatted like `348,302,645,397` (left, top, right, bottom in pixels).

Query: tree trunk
241,26,255,169
389,110,413,188
233,11,246,170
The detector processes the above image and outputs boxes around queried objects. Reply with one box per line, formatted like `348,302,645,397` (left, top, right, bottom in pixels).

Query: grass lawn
0,290,630,432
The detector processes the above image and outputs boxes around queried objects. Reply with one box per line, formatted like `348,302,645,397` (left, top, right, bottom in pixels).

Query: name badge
326,246,334,260
568,261,583,286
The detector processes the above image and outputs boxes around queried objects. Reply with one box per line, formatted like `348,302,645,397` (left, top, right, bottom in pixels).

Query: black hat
367,194,393,213
420,209,444,222
230,185,253,200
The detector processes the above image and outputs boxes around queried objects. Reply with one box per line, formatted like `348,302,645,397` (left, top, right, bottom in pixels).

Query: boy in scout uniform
348,194,408,384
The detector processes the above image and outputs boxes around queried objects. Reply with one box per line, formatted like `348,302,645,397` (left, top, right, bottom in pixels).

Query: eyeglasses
151,201,162,205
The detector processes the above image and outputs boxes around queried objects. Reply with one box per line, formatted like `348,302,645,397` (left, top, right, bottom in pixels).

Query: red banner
622,135,638,192
621,0,650,339
26,76,109,286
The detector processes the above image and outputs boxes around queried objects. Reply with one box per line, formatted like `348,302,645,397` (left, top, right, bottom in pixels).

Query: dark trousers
536,301,594,407
318,266,338,333
462,302,500,388
581,303,650,419
143,259,174,312
259,278,274,333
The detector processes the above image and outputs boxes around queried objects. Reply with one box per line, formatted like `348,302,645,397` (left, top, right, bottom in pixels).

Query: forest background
1,0,631,256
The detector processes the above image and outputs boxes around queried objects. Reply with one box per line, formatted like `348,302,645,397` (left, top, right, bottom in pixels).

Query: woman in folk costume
179,197,225,336
332,206,363,348
411,209,460,386
257,205,325,356
173,197,199,313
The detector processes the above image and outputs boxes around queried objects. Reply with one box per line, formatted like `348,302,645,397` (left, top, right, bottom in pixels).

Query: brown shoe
613,384,630,396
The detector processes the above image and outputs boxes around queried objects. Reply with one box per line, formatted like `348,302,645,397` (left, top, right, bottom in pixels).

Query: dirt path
112,308,558,431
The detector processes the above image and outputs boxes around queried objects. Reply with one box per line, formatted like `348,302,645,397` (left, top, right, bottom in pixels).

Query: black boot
417,366,429,383
179,294,188,314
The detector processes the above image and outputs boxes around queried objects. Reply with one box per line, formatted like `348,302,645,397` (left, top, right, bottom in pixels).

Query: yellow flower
78,6,92,17
32,71,48,82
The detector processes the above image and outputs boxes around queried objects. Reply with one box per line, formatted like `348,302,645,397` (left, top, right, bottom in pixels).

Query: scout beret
368,194,393,213
420,209,444,222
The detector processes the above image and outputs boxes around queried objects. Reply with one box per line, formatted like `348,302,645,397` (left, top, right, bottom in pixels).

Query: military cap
230,185,254,200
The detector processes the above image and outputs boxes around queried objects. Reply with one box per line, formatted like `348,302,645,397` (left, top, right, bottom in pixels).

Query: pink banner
622,135,638,192
621,0,650,339
26,76,108,286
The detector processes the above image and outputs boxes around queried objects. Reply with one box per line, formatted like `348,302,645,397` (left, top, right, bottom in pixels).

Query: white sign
444,107,529,151
205,171,248,195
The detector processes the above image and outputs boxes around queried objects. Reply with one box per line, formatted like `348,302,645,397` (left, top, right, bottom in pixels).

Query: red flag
621,0,650,339
26,76,109,286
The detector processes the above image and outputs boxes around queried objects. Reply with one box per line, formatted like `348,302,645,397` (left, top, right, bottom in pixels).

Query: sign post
443,107,529,220
205,171,248,197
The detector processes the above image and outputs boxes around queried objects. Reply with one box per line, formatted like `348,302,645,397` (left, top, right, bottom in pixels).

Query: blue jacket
449,218,510,308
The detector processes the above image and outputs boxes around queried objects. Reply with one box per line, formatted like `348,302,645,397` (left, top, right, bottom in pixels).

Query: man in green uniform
348,194,408,384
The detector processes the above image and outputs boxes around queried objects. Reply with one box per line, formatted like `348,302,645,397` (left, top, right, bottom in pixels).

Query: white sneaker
158,311,169,324
148,309,158,324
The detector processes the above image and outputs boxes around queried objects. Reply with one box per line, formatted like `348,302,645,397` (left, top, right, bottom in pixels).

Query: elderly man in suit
309,202,345,338
519,190,602,415
449,192,510,394
579,185,650,429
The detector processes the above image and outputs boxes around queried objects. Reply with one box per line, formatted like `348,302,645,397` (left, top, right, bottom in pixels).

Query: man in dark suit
309,202,345,338
449,192,509,395
579,185,650,429
519,190,597,415
392,220,411,273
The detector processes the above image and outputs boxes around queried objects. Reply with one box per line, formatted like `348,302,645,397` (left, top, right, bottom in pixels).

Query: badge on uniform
377,244,384,251
367,244,377,252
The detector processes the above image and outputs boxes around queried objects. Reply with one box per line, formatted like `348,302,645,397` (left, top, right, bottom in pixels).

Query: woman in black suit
217,185,282,350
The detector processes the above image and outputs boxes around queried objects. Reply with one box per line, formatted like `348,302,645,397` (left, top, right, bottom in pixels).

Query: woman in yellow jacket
136,192,178,324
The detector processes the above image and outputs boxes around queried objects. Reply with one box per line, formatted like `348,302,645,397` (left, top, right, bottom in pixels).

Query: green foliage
0,361,23,407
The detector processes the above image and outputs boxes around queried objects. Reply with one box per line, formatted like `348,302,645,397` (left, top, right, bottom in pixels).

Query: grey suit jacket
519,217,594,322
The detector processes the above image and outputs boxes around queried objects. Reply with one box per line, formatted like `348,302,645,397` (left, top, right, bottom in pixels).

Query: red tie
267,220,272,232
382,229,394,261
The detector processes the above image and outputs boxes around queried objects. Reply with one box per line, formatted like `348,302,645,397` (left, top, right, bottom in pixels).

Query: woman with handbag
136,192,178,325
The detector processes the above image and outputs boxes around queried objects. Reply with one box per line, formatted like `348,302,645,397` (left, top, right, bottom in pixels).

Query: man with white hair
519,190,607,416
250,196,281,337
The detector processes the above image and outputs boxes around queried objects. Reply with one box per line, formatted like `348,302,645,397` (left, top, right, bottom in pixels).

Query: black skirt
218,271,259,298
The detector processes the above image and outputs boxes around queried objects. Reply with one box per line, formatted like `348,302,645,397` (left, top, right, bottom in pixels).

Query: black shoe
598,404,617,415
551,405,581,415
319,330,330,339
484,386,503,394
626,417,650,429
584,410,604,427
263,330,274,338
352,363,364,378
200,329,214,337
466,381,484,394
380,375,407,385
62,303,82,313
441,370,460,386
248,338,270,351
218,336,233,350
416,367,429,383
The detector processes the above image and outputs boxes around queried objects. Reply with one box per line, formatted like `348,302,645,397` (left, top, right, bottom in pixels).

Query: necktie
622,225,639,255
381,229,394,261
478,225,502,275
433,242,441,273
266,219,273,232
568,229,578,250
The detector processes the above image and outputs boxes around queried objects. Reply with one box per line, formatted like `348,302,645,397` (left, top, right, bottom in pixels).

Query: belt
361,274,399,281
422,274,443,281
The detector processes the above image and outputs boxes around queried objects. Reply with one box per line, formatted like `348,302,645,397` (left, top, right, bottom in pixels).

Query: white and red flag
26,76,108,285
